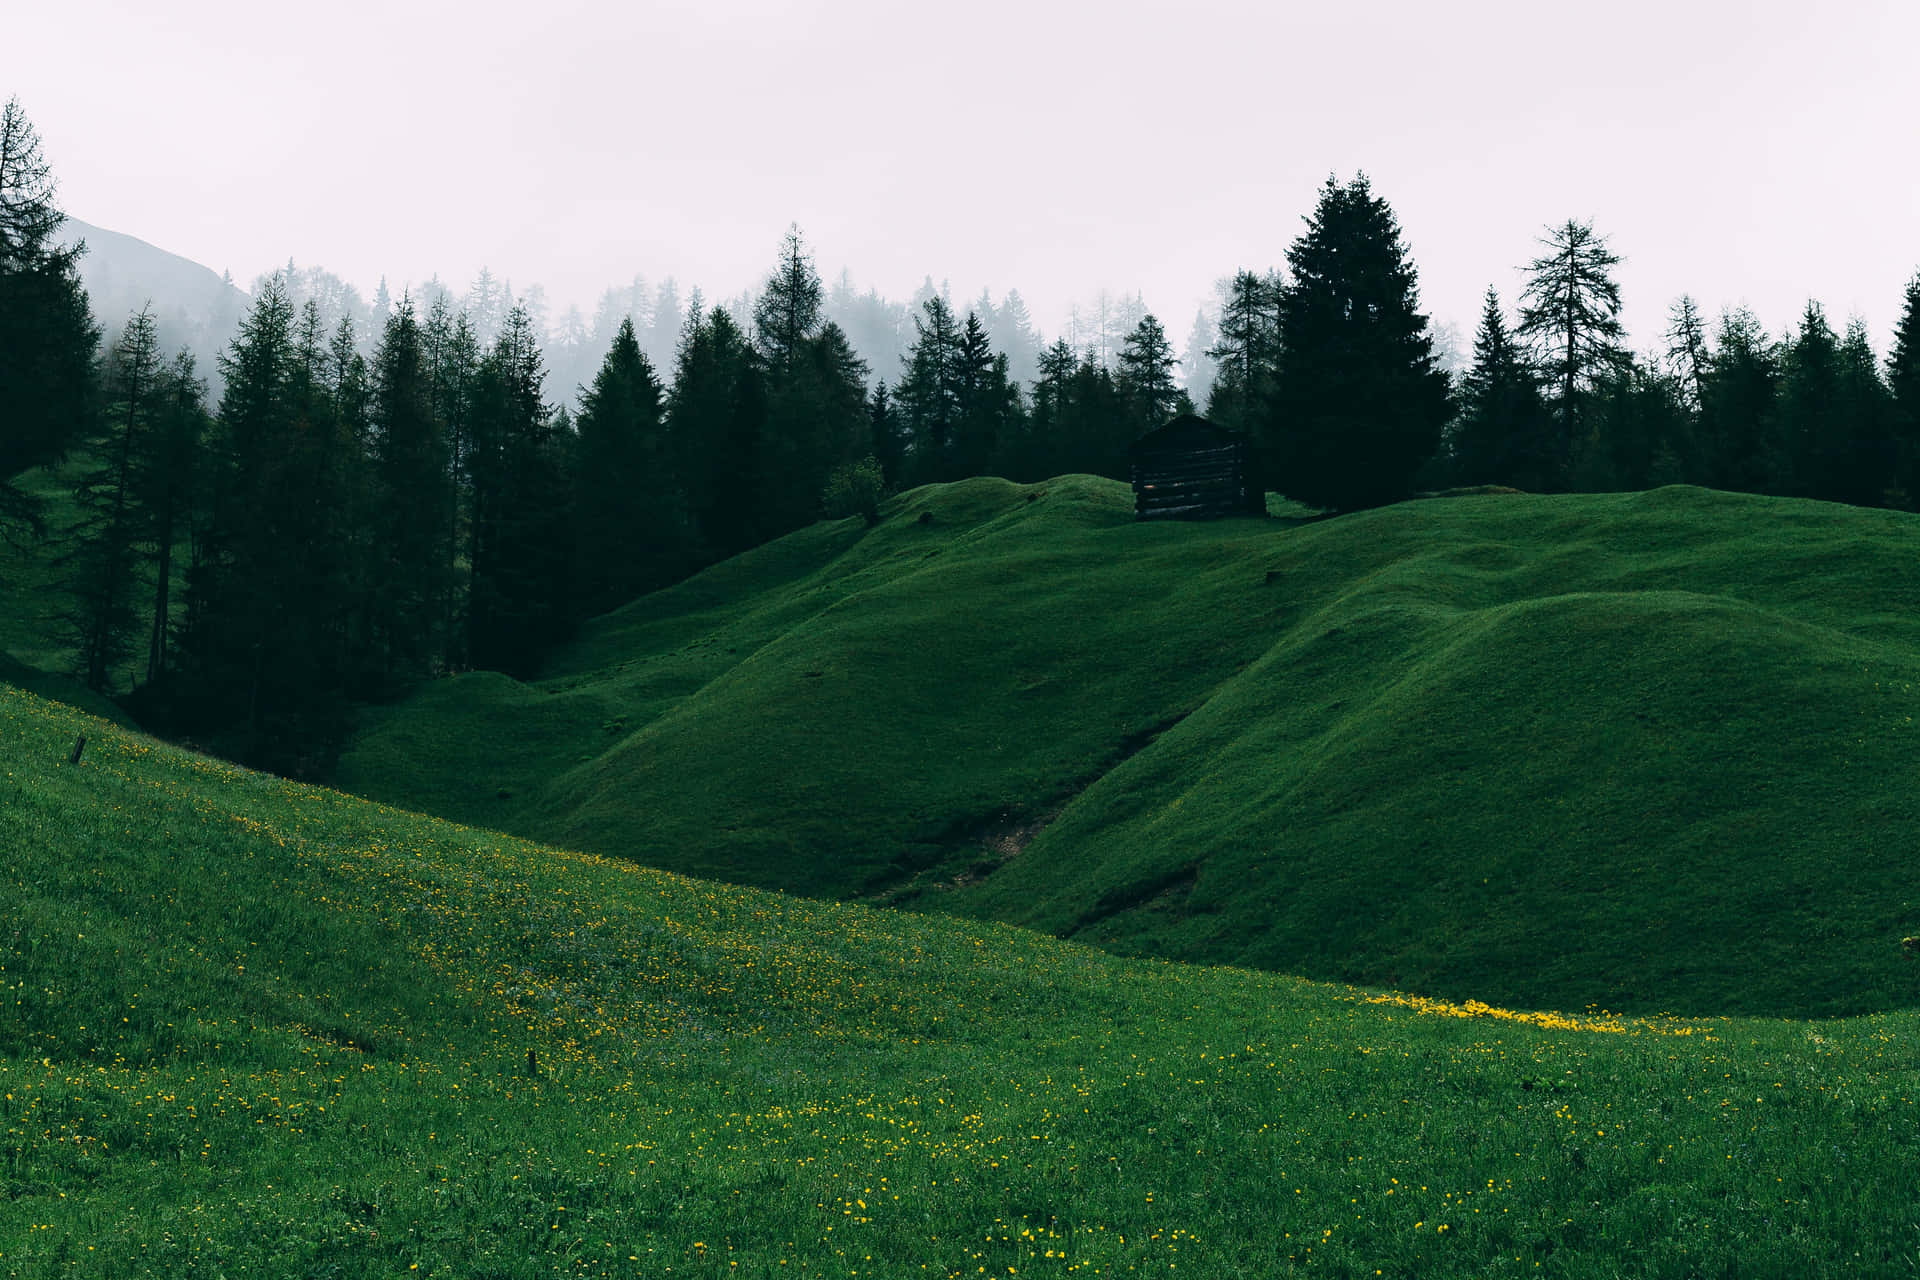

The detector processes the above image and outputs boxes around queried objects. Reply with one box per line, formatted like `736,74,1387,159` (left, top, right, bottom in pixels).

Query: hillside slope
337,479,1920,1018
7,681,1920,1276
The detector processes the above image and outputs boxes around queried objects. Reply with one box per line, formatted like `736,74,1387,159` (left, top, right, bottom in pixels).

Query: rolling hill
336,478,1920,1019
4,674,1918,1276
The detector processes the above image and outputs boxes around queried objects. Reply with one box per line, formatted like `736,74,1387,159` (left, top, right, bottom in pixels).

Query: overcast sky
8,0,1918,356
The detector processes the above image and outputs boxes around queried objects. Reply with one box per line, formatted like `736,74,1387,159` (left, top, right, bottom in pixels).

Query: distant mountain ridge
61,216,249,389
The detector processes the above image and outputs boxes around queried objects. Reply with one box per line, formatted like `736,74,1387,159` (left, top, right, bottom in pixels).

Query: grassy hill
5,679,1920,1276
337,479,1920,1020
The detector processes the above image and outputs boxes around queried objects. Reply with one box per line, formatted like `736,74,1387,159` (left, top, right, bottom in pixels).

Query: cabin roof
1130,414,1246,454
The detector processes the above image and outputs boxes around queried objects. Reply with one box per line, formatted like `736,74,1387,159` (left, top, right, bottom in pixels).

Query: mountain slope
7,678,1920,1276
336,479,1920,1017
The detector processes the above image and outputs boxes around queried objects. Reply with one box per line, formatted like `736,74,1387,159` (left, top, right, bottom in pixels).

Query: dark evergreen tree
424,297,480,665
1450,288,1551,489
137,351,208,686
183,280,356,767
1664,295,1710,415
1517,219,1628,484
0,97,98,535
867,380,905,489
1268,174,1451,510
1834,317,1895,507
669,306,767,555
572,316,683,614
1205,269,1280,431
1575,358,1691,492
1886,274,1920,506
896,295,964,481
467,307,570,675
952,312,1017,477
67,308,162,689
1778,301,1843,499
368,297,453,679
752,224,824,374
1116,314,1180,436
1699,307,1782,494
1024,339,1080,480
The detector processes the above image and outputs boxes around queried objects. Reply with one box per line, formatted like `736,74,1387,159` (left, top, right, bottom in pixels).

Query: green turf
336,480,1920,1020
6,681,1920,1277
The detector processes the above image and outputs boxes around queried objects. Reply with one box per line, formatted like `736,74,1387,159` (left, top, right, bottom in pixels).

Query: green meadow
341,478,1920,1019
3,681,1919,1277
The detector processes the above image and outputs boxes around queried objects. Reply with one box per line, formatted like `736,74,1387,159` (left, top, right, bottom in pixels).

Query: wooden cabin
1129,415,1263,521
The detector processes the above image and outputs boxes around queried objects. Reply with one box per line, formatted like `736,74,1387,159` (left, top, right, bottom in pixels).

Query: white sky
8,0,1919,355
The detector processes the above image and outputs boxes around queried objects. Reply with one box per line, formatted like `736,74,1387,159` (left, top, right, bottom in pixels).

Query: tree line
6,95,1920,771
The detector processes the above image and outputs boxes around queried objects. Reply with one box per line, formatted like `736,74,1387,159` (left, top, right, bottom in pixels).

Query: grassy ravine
4,685,1920,1278
340,478,1920,1019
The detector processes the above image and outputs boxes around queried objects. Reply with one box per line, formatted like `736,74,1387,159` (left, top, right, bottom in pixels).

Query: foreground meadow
3,683,1919,1277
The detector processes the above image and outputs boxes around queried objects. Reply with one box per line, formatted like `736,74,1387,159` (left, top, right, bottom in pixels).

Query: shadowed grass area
335,479,1920,1017
5,682,1920,1277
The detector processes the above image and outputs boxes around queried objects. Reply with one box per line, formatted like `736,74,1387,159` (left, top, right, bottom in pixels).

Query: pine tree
467,307,569,674
1575,358,1691,491
68,308,162,689
1116,314,1180,435
424,297,481,667
1833,317,1895,507
0,97,98,534
992,290,1042,388
952,311,1013,477
184,279,357,764
1664,295,1710,414
1517,219,1628,482
896,295,964,481
1888,273,1920,505
752,225,824,373
368,297,453,679
868,380,904,488
572,316,681,614
137,351,208,686
669,307,766,555
1205,270,1280,431
1779,301,1843,499
1269,174,1450,510
1450,288,1550,489
1700,307,1782,493
1181,309,1218,405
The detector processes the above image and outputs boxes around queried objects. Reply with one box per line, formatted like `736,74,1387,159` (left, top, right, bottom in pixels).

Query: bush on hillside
821,456,886,526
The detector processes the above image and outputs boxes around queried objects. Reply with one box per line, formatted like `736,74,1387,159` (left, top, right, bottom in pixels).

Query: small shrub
821,457,887,526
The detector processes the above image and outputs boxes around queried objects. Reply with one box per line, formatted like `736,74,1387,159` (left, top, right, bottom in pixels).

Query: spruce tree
1205,270,1280,431
896,295,964,481
1700,308,1782,494
1116,314,1180,435
572,316,681,614
67,308,162,689
368,297,453,678
752,225,824,374
1181,309,1218,407
668,307,766,555
1778,301,1843,499
1269,174,1450,510
1517,219,1628,483
1664,295,1710,414
137,351,208,686
868,380,904,488
1887,273,1920,505
0,97,98,534
1451,288,1550,489
467,307,569,674
1833,317,1894,506
952,312,1014,477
